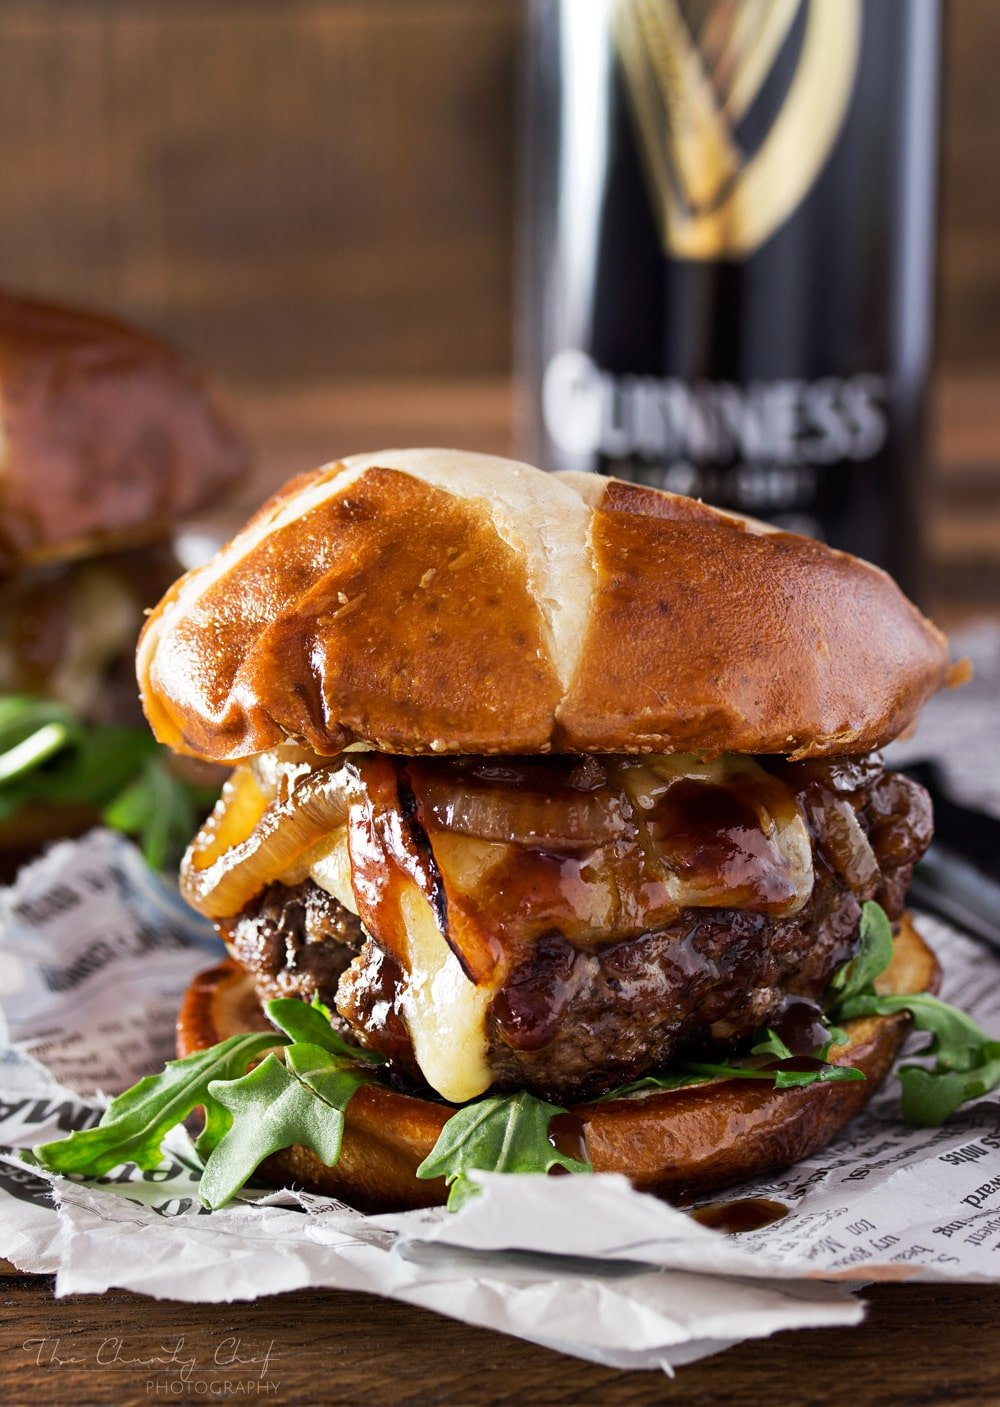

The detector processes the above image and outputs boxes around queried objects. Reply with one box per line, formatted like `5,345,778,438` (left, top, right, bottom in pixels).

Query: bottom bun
177,914,939,1213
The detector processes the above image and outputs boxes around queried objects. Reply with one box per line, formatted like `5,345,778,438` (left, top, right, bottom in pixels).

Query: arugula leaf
285,1042,370,1105
825,900,1000,1126
595,1070,714,1099
751,1028,794,1061
33,1033,282,1177
31,1020,369,1206
199,1046,364,1209
598,1038,865,1100
193,1083,239,1160
266,998,386,1064
0,703,147,809
0,697,79,753
828,900,895,1006
773,1065,865,1088
102,754,217,872
0,719,74,784
416,1092,592,1211
679,1058,863,1087
898,1045,1000,1126
15,729,148,806
835,989,1000,1126
836,991,988,1069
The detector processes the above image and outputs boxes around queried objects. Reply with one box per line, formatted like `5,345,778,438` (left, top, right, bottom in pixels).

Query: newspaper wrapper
0,626,998,1373
0,835,997,1371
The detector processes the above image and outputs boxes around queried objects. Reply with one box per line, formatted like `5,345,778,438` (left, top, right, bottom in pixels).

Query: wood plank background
0,0,519,383
0,0,994,389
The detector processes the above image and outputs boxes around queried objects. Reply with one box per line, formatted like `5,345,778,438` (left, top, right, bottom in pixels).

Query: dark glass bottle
518,0,941,596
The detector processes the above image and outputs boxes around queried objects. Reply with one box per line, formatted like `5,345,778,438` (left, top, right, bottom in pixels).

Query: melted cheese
300,750,813,1101
427,831,507,895
308,830,493,1101
308,829,358,915
397,886,493,1103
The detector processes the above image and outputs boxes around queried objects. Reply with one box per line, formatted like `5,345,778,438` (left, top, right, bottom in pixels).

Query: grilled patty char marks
219,757,931,1103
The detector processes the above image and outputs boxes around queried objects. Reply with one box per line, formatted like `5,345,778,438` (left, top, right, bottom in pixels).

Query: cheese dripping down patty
305,829,496,1102
192,748,816,1103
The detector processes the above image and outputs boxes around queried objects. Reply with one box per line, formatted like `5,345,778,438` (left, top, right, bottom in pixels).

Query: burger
0,289,247,862
37,450,995,1214
0,289,246,575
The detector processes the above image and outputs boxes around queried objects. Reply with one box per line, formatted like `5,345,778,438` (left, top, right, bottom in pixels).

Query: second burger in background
0,290,248,866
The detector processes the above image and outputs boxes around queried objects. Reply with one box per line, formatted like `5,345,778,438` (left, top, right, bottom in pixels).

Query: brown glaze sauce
394,753,809,963
642,775,804,914
769,994,831,1056
690,1198,789,1234
547,1111,589,1166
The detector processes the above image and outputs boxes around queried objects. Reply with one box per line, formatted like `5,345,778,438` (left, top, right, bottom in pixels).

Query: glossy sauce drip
344,755,498,1103
644,777,806,914
769,994,832,1056
690,1198,789,1234
312,751,815,1100
547,1112,589,1166
346,756,448,967
402,754,812,961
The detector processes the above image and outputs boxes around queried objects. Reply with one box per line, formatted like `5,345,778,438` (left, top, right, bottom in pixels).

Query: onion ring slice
418,776,628,850
182,762,354,919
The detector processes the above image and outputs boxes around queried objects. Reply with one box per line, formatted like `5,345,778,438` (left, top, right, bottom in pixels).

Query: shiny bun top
137,448,952,763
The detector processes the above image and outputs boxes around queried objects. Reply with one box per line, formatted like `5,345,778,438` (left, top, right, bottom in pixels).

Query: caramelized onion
813,795,880,897
619,755,815,917
182,763,354,919
182,750,819,932
419,779,628,850
180,764,268,873
249,741,326,804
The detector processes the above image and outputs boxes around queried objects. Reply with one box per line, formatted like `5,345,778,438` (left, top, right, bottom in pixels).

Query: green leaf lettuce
417,1092,592,1210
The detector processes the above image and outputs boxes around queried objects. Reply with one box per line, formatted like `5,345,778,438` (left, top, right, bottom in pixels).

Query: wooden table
3,375,999,1406
3,1277,999,1405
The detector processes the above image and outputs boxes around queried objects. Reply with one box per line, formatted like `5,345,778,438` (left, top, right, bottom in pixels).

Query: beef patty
218,756,931,1103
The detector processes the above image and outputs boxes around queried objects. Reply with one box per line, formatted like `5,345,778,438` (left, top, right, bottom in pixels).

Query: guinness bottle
518,0,941,594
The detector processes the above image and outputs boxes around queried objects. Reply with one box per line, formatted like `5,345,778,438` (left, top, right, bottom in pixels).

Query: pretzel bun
138,449,950,763
176,914,939,1213
0,291,247,571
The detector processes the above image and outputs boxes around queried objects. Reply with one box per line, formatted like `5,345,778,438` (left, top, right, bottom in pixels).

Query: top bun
137,448,951,763
0,291,247,572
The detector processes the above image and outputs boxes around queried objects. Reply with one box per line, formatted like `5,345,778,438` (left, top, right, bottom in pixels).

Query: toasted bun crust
176,914,939,1213
0,291,247,571
139,450,950,762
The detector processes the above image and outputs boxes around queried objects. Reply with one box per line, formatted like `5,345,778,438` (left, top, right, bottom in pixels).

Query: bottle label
542,349,889,523
615,0,862,259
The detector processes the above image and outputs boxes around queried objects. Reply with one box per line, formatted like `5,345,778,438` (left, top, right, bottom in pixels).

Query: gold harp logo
614,0,862,260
